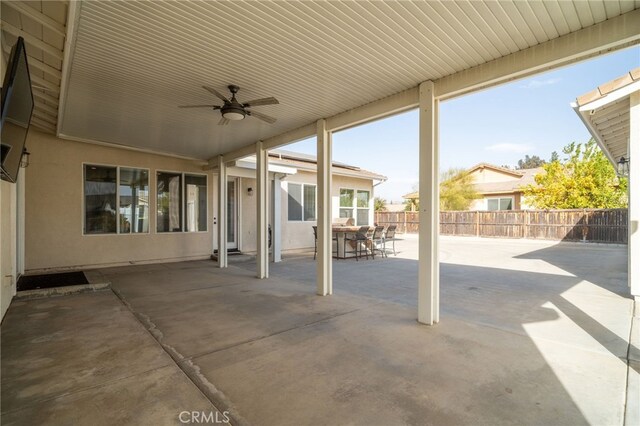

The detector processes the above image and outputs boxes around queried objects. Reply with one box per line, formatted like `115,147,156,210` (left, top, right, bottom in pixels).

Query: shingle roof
473,167,542,194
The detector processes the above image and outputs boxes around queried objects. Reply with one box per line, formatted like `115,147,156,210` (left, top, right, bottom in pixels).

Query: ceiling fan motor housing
221,99,246,121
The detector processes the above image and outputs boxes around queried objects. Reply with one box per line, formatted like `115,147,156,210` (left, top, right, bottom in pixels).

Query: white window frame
339,187,371,226
156,170,209,234
82,163,151,236
286,182,317,222
486,196,514,211
338,188,355,221
356,189,371,226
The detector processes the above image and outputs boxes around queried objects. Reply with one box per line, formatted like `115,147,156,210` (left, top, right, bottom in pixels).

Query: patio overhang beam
209,8,640,164
434,9,640,100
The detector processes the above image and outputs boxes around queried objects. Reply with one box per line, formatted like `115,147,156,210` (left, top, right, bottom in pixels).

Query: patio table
332,225,373,259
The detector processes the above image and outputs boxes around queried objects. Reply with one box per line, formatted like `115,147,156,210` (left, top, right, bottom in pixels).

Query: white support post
217,155,228,268
316,119,332,296
629,91,640,306
272,174,282,263
256,141,269,278
418,81,440,325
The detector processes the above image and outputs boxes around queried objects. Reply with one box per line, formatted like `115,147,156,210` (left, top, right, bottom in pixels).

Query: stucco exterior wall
470,192,522,211
0,179,18,319
228,170,375,253
24,131,213,272
278,171,375,252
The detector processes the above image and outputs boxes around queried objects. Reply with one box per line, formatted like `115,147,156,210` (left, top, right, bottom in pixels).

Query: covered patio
1,1,640,425
2,237,634,425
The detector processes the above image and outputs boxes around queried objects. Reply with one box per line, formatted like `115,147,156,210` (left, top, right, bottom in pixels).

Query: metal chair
313,226,337,260
384,225,397,256
370,226,386,258
344,226,371,260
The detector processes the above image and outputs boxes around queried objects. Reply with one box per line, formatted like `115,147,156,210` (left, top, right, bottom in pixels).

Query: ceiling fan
179,85,279,125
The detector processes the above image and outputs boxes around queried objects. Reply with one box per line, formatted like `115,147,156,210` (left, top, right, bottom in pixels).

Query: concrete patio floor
1,236,637,425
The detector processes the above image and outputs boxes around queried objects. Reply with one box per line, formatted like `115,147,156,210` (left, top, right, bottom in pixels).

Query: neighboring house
384,203,406,212
467,163,542,211
402,163,542,211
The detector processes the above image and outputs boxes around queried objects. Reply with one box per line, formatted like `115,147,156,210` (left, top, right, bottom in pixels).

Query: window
287,183,316,221
487,197,513,211
157,172,183,232
303,185,316,221
84,165,117,234
339,188,371,225
356,190,370,226
84,165,149,235
119,168,149,233
339,189,354,219
185,174,207,232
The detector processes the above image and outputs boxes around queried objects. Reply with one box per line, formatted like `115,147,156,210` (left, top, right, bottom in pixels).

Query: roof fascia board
571,102,618,166
578,81,640,112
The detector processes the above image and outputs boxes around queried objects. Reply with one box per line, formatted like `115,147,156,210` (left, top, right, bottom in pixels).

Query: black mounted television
1,37,34,183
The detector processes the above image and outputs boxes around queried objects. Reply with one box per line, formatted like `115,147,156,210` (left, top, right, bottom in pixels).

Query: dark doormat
17,271,89,291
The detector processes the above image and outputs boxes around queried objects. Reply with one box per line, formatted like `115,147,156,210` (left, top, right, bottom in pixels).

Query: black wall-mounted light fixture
617,156,629,176
19,148,30,168
247,187,254,196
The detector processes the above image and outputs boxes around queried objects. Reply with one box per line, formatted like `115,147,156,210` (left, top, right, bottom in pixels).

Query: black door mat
18,271,89,291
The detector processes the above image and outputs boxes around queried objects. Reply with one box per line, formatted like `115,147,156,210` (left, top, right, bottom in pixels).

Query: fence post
475,211,480,237
404,211,407,233
524,210,529,239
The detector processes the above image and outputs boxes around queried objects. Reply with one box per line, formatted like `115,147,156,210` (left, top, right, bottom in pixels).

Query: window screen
84,165,117,234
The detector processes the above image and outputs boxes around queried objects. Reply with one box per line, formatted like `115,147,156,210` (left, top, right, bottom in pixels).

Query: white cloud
520,77,561,89
484,143,534,153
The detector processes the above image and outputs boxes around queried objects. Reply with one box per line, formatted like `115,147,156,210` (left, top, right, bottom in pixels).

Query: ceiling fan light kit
179,84,278,125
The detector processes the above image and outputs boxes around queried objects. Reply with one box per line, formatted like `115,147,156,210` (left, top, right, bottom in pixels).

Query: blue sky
283,46,639,203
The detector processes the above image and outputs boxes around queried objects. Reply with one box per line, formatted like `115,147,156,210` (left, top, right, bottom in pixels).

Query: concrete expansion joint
623,305,638,426
110,288,248,426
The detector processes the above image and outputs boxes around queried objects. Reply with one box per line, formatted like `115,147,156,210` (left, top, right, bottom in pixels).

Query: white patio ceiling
45,1,640,159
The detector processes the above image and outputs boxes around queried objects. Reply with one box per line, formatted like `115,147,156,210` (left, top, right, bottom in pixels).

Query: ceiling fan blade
218,117,230,126
247,110,277,124
203,85,229,102
178,104,220,108
242,97,279,107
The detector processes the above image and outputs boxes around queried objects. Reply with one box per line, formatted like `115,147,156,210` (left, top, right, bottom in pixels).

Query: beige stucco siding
278,171,375,252
232,170,375,253
1,179,17,318
24,130,213,272
470,193,522,211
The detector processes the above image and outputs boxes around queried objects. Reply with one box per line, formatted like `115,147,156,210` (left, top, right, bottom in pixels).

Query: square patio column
629,91,639,305
217,155,228,268
257,141,269,278
316,119,332,296
418,80,440,325
272,174,282,263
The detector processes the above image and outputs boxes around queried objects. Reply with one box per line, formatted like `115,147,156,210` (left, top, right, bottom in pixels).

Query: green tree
374,197,387,212
517,154,546,169
550,151,559,162
439,168,480,211
404,197,418,212
523,139,627,209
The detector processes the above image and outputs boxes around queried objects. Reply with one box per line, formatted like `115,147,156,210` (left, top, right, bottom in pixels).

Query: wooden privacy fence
374,209,628,244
